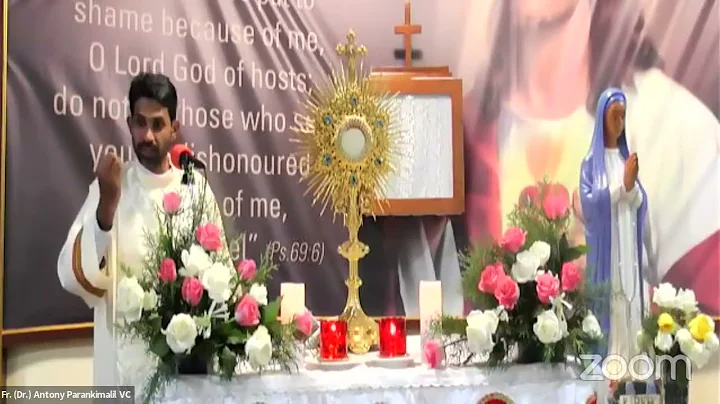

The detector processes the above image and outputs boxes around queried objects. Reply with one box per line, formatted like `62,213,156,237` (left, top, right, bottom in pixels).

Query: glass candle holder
319,319,347,360
379,317,407,357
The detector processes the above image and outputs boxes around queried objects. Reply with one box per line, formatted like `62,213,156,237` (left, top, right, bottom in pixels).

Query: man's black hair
128,73,178,121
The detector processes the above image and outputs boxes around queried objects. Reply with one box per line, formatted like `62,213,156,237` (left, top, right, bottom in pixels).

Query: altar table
159,361,597,403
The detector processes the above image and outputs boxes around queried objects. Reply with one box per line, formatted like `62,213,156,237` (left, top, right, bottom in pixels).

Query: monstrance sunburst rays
290,30,404,354
291,35,402,221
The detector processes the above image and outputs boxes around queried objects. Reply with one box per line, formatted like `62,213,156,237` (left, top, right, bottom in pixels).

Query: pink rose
236,259,257,280
561,261,582,292
157,258,177,283
478,262,505,293
235,294,260,326
181,277,204,307
536,272,560,304
196,223,223,251
519,185,542,207
294,309,313,336
494,275,520,310
543,192,569,220
500,227,526,253
423,339,444,369
162,192,181,214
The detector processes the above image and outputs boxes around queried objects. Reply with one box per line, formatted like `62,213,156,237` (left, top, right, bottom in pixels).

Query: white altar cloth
159,362,596,404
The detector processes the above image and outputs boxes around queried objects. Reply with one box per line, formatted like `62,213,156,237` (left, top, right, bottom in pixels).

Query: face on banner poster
4,0,718,328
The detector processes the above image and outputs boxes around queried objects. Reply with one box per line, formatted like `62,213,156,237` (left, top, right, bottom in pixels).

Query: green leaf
563,246,588,262
440,316,468,336
559,234,570,253
150,315,162,331
267,321,285,338
262,299,281,326
227,329,250,345
218,347,238,380
215,321,235,336
150,333,170,358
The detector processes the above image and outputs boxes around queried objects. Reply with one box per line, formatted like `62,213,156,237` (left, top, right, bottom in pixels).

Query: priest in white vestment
56,73,225,393
579,88,649,362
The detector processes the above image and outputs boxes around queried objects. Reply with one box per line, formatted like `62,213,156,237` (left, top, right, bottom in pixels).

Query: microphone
170,144,206,170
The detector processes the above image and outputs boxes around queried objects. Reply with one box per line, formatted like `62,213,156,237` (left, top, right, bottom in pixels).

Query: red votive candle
319,320,348,360
379,317,407,357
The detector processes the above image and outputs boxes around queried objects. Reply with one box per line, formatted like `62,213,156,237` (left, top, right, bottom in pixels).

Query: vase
661,357,689,404
515,341,565,364
516,342,544,364
177,352,210,375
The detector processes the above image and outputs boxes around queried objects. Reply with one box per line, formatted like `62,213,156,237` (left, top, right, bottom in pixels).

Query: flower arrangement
431,181,605,367
115,188,301,402
637,282,719,366
636,282,718,397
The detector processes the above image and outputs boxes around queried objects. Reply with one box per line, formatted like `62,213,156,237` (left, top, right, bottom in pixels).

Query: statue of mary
579,87,650,363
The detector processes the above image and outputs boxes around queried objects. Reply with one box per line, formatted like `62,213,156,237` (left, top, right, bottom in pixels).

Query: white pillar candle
280,283,305,324
419,280,443,357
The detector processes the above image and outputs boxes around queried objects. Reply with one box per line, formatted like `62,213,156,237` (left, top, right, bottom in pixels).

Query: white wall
6,339,720,403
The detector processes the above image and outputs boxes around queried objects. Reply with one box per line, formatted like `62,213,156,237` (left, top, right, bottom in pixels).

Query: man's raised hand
96,152,122,231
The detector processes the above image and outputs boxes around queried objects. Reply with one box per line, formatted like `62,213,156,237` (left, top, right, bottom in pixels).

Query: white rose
581,312,602,339
143,289,158,310
249,284,269,306
654,332,674,352
201,262,233,302
180,244,212,277
466,310,499,354
163,313,198,354
246,325,273,369
533,310,563,344
673,289,698,314
704,333,719,352
652,283,677,309
467,310,500,333
511,250,541,283
529,241,551,267
116,276,145,323
467,324,493,355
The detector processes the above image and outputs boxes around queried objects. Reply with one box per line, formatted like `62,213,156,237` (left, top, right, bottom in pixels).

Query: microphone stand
179,153,196,185
179,155,208,230
181,162,195,185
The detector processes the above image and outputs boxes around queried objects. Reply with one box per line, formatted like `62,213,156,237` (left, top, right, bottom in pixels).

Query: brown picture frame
367,67,465,216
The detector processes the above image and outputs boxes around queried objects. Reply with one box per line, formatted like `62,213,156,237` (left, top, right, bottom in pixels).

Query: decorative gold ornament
291,30,401,354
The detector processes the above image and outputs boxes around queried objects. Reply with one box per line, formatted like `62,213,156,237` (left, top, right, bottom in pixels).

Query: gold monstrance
292,30,401,354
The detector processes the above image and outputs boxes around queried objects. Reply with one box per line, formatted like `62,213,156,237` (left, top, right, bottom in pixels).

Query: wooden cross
394,0,422,67
336,30,367,80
